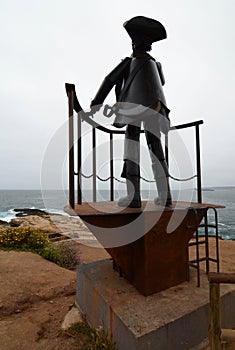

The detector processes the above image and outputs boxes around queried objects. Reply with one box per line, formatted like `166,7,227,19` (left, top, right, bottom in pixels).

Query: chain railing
66,83,203,208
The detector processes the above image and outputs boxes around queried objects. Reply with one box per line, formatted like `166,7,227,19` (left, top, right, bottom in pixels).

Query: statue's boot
154,186,172,207
118,175,141,208
118,160,141,208
152,160,172,207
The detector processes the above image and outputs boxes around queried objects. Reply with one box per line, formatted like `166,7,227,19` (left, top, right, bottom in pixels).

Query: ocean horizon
0,187,235,240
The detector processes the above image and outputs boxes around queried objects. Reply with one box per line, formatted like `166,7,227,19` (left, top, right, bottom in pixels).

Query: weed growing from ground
40,242,80,269
65,322,117,350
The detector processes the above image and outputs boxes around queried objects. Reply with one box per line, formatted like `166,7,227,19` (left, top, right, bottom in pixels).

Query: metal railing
66,83,204,208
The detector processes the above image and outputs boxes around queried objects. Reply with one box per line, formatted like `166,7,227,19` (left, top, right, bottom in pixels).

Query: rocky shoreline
0,208,84,230
0,208,100,247
14,208,49,216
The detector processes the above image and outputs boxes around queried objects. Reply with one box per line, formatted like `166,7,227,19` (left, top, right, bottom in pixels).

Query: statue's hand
103,104,115,118
90,102,102,114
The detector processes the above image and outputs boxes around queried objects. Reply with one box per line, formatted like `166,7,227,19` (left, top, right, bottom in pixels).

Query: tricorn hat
123,16,167,43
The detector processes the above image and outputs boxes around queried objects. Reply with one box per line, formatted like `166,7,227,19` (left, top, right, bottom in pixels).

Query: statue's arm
90,57,131,107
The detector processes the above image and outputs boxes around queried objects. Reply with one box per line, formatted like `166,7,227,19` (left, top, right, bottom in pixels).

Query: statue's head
123,16,167,52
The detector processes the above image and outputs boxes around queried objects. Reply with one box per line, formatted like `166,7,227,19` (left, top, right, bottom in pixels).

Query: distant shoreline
203,186,235,191
0,186,235,191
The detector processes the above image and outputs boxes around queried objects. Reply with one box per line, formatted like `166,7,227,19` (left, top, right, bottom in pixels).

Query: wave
218,222,231,227
0,209,17,223
0,207,70,223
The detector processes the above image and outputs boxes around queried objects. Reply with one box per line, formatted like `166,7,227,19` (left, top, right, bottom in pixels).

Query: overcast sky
1,0,235,190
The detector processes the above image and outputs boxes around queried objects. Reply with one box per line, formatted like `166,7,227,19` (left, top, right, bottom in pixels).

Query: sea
0,188,235,240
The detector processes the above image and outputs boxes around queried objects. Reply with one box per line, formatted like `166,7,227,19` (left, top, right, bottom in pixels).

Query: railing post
110,133,114,201
204,210,210,274
68,90,75,209
214,210,220,273
209,282,222,350
195,124,202,203
208,273,235,350
165,133,169,166
92,127,97,202
77,113,82,204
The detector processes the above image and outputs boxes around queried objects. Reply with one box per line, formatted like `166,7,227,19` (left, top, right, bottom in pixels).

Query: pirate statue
90,16,172,208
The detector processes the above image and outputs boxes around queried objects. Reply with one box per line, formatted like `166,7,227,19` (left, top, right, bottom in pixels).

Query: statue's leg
118,123,141,208
144,120,172,206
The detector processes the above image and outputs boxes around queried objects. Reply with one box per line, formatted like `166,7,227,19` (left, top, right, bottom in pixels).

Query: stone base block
76,259,235,350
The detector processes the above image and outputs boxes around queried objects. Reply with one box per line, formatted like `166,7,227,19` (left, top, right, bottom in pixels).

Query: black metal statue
90,16,172,208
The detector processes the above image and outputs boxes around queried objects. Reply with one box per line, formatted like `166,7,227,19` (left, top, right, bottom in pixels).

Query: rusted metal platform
65,200,223,216
65,201,224,296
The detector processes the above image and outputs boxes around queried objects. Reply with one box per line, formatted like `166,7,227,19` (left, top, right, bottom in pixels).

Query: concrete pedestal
76,259,235,350
65,201,224,296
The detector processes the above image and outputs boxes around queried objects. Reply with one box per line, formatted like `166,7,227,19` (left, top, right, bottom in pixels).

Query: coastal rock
10,220,21,227
10,215,59,232
61,305,83,330
14,208,49,217
9,214,90,237
8,213,99,245
0,220,8,227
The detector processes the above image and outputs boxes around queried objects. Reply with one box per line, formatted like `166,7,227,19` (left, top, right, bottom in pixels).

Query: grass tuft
65,322,117,350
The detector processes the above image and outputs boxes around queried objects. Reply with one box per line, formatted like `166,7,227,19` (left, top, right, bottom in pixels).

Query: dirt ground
0,238,234,350
0,243,110,350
